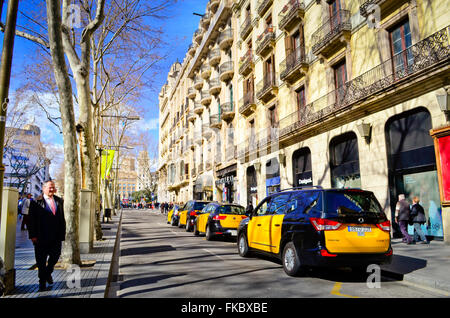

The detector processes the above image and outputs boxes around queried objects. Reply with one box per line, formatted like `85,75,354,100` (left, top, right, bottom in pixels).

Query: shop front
266,158,280,196
386,107,443,240
247,165,258,206
292,147,313,187
216,164,237,203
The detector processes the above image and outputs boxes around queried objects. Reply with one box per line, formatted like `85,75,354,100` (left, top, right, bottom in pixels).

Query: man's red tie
50,199,56,215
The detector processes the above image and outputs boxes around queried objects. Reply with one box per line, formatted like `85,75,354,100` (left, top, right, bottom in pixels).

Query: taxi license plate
348,226,371,236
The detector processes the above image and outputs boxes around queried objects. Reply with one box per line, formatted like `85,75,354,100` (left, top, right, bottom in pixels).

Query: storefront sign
430,126,450,206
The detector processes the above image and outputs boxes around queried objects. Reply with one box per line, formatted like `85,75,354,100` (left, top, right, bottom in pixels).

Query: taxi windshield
218,205,246,215
324,190,383,216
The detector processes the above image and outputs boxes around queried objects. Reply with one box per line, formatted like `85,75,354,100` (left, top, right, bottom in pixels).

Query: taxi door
268,193,291,254
247,198,272,252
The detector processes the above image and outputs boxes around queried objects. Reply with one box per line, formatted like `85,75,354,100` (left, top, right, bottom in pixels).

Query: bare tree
46,0,81,266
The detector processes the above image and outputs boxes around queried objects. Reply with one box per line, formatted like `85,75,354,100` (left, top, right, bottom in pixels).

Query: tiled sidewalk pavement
2,211,121,298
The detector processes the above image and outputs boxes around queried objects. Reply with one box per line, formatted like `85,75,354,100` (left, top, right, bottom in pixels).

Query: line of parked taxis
166,186,393,277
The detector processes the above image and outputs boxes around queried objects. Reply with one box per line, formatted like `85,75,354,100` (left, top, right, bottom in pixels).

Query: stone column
79,189,94,253
0,187,19,294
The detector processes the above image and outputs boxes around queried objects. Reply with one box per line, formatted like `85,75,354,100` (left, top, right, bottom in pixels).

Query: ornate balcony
359,0,396,18
187,111,196,122
201,12,211,29
187,87,197,99
221,101,235,122
280,45,309,83
201,64,212,79
255,27,276,57
209,0,220,13
257,0,273,17
202,123,213,139
200,90,212,106
238,50,255,76
188,43,197,57
240,15,253,40
278,0,305,32
194,29,203,45
219,28,234,50
311,10,352,59
209,77,221,95
210,114,222,129
194,76,203,90
208,48,221,66
239,92,256,117
219,61,234,82
194,129,203,145
194,102,204,115
256,73,278,103
279,26,450,140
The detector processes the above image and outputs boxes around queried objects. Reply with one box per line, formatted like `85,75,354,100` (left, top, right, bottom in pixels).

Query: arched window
385,107,442,238
329,131,361,189
293,147,312,187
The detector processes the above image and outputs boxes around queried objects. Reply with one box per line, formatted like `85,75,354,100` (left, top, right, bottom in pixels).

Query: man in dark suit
27,180,66,291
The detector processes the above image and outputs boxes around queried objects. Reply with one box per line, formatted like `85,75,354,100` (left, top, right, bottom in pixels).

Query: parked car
167,205,180,226
194,203,247,240
178,200,210,231
237,187,392,276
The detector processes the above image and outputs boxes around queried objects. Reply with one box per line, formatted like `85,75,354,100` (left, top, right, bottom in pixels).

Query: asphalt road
113,209,447,299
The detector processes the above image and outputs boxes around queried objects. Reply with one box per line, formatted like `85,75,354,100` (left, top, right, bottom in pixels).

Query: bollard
0,187,19,294
79,189,94,253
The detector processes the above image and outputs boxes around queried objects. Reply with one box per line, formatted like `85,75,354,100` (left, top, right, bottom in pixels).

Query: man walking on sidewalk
27,180,66,291
395,194,414,244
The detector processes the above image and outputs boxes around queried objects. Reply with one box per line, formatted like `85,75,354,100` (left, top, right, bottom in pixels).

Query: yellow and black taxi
194,203,248,240
237,187,392,276
167,204,181,226
178,200,210,231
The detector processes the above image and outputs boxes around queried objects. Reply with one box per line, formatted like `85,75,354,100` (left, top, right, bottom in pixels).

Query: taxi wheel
170,217,176,226
193,223,199,236
238,233,250,257
205,225,212,240
185,219,191,232
282,242,304,277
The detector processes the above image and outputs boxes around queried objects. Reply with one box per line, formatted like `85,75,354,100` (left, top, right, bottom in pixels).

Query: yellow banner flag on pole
101,149,116,179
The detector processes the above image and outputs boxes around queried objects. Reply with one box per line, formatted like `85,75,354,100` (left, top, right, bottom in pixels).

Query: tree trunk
46,0,81,266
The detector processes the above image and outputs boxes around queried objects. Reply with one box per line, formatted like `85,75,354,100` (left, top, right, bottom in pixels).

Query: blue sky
1,0,208,174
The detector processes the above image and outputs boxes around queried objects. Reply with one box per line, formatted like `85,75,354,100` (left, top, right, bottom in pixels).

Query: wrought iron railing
255,26,276,56
280,45,309,80
311,9,351,54
279,26,450,139
278,0,305,30
240,15,253,39
239,91,256,114
256,72,278,100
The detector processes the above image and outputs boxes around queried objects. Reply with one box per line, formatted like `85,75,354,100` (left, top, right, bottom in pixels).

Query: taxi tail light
213,215,227,221
376,220,391,232
310,218,341,231
320,249,337,257
189,210,199,216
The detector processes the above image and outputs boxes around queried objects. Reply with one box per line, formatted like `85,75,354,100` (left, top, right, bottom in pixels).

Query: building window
389,19,413,76
329,131,361,189
293,147,312,187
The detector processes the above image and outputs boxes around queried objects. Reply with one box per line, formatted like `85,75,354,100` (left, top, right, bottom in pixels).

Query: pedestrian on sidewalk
395,194,414,244
27,180,66,291
20,193,32,231
410,196,429,244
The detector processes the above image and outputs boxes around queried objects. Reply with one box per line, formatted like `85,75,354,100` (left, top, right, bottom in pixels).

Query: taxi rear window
218,205,246,215
193,202,208,210
324,190,383,217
